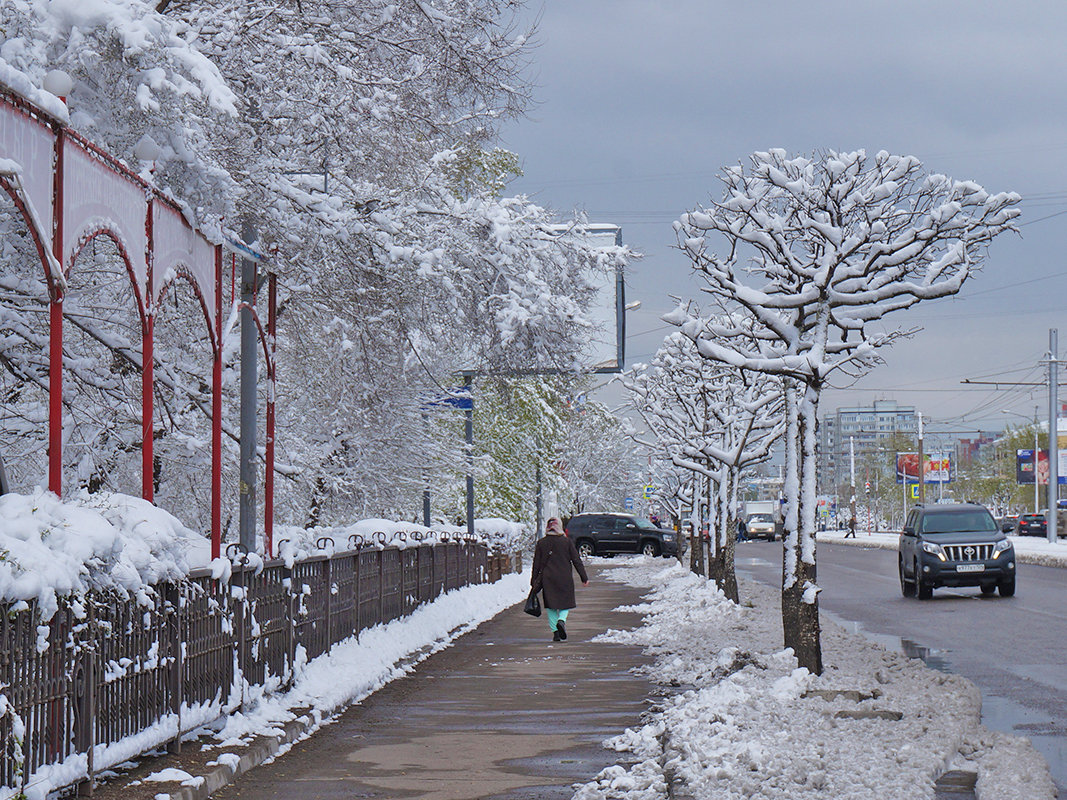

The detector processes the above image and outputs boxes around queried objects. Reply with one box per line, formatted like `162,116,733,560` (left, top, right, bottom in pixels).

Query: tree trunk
782,381,822,675
690,475,703,575
781,378,800,648
715,466,739,602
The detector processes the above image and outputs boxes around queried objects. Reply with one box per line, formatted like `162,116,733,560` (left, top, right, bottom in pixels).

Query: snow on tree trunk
718,465,739,603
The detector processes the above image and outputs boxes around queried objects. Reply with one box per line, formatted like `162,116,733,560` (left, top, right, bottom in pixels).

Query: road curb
166,715,314,800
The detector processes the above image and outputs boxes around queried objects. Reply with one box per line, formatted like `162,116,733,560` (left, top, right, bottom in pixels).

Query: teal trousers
546,608,570,630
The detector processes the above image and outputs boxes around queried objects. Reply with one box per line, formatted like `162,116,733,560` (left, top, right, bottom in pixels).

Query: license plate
956,564,985,573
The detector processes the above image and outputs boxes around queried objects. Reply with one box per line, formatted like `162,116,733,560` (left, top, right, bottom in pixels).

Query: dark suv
898,503,1015,599
565,513,679,558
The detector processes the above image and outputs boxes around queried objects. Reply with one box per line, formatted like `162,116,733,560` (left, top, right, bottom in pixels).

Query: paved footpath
96,563,657,800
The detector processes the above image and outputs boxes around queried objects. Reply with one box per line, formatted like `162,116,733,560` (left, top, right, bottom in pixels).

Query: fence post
284,561,295,686
377,549,385,626
415,546,422,604
356,554,364,635
165,582,182,755
233,559,246,708
74,604,96,797
323,556,333,652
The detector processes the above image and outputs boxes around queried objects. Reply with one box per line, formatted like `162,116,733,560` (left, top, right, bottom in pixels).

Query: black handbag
523,588,542,617
524,542,554,617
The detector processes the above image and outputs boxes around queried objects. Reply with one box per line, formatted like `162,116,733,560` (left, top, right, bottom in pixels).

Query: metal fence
0,540,518,797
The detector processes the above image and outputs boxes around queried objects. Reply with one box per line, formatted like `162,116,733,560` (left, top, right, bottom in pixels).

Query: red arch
156,267,221,357
67,226,148,329
0,175,58,297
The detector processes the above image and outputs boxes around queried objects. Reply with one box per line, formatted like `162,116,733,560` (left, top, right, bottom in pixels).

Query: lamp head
43,69,73,99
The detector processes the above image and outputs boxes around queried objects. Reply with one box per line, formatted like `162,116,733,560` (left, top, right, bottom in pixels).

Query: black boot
552,630,561,641
557,620,567,641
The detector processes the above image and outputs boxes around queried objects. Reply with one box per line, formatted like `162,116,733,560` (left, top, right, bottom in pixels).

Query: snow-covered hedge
0,489,210,621
0,489,527,620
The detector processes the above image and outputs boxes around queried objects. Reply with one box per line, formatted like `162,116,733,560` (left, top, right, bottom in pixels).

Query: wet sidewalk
92,563,657,800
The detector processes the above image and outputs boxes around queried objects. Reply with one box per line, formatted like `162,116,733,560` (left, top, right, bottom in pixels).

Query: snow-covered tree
0,0,633,534
555,394,644,515
624,332,782,601
668,149,1019,672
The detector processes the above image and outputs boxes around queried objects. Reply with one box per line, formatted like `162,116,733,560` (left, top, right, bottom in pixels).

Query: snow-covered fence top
0,489,527,621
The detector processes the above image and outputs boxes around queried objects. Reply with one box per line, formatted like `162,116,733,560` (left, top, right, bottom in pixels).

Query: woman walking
531,517,589,641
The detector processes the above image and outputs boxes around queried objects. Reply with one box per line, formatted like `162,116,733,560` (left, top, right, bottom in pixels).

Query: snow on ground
817,527,1067,568
572,559,1054,800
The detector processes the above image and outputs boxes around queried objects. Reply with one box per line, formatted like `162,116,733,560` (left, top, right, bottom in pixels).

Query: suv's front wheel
899,558,916,597
640,540,660,557
916,562,933,600
576,540,595,559
999,577,1016,597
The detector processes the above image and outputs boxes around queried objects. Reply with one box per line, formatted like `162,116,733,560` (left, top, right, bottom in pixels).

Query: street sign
419,389,473,411
624,496,634,509
642,485,655,500
909,484,920,499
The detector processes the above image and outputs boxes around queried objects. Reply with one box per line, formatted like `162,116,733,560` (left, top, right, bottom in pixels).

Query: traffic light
864,481,871,494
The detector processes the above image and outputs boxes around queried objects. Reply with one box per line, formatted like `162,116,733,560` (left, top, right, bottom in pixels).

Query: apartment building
817,401,919,493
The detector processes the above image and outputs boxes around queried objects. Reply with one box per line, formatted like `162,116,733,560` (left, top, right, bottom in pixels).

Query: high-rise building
818,401,919,493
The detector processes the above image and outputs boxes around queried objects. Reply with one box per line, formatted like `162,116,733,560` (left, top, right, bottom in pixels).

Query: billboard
1015,449,1067,485
896,452,953,484
549,224,625,373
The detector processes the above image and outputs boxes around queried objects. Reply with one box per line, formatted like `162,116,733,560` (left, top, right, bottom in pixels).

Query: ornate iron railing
0,540,518,798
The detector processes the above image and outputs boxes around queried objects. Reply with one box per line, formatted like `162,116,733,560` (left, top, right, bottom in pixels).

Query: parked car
745,513,776,541
898,502,1015,599
995,514,1019,532
565,513,680,558
1015,512,1047,537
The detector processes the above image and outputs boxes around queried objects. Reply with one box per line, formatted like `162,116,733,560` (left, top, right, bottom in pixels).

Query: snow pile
573,560,1054,800
0,488,209,620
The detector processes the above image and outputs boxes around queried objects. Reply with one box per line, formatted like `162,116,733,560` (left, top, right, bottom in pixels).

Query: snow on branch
670,149,1020,383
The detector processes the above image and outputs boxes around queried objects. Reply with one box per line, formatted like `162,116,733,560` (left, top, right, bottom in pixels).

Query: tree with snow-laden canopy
624,331,783,602
0,0,632,533
667,149,1020,673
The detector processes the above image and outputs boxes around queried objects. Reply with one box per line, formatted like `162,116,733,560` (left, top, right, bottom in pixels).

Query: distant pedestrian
845,514,857,538
531,517,589,642
736,517,748,542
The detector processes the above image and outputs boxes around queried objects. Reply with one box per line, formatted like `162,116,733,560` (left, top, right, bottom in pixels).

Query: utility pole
535,461,543,540
422,412,431,527
849,436,856,533
0,451,8,495
1033,405,1040,515
917,412,926,505
1049,329,1059,543
238,220,259,554
464,373,475,539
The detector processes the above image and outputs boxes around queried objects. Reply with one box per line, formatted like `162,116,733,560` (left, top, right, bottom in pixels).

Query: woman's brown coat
531,533,588,610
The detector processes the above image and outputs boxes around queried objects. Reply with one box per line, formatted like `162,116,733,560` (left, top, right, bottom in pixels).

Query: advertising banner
1015,449,1067,485
896,452,953,484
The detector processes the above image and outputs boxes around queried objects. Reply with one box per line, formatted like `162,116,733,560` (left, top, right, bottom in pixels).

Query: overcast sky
500,1,1067,440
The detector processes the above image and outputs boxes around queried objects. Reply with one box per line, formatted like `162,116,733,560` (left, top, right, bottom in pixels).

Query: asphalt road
735,539,1067,794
